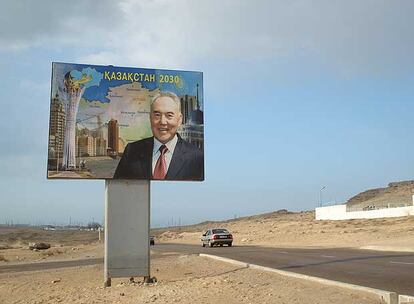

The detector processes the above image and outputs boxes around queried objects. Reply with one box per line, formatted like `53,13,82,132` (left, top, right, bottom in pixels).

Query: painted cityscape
47,62,204,180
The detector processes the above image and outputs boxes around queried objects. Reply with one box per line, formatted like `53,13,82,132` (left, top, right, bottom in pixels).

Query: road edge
359,246,414,253
199,253,398,304
399,294,414,304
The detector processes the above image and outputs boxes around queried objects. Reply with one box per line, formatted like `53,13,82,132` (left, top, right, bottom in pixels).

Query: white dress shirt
152,135,178,175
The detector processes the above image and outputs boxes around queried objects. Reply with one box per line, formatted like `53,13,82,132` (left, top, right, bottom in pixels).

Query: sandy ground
0,227,102,264
0,253,384,304
1,212,413,303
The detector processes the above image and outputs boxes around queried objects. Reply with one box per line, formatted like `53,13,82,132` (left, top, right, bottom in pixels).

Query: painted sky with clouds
1,0,414,227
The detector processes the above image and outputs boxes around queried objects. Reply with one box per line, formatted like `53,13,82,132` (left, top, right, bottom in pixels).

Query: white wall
315,196,414,220
315,204,348,220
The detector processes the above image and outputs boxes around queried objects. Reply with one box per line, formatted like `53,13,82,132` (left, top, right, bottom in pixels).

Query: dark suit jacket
113,136,204,180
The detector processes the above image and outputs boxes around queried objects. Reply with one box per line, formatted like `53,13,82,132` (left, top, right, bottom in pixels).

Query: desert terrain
156,181,414,252
156,210,414,252
1,181,413,303
1,211,413,303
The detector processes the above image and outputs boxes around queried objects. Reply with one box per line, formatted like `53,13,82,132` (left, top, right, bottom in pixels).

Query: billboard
47,62,204,181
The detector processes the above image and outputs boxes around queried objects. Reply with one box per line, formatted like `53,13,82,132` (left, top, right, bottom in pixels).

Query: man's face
150,96,182,143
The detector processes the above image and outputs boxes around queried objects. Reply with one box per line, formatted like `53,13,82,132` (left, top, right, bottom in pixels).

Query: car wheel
228,242,232,247
202,242,205,247
209,241,213,247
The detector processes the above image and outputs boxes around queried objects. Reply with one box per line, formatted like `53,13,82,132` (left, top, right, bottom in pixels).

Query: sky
1,0,414,227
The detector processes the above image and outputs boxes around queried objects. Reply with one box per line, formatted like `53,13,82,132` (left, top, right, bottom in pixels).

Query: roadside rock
29,243,51,250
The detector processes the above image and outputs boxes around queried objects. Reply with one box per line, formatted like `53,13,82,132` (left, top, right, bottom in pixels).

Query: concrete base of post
104,277,111,288
143,276,157,284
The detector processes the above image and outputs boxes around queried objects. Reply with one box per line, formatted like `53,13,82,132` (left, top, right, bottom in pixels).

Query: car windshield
212,229,229,234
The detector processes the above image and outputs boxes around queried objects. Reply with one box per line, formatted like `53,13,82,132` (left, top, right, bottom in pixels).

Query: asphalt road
1,244,413,296
0,258,103,273
153,244,414,296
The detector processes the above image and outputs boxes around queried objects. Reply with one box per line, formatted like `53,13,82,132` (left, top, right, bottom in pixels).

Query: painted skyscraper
108,119,119,155
62,72,85,169
178,83,204,149
49,92,66,158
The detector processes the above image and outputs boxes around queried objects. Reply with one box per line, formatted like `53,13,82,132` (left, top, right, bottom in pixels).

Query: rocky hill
346,180,414,209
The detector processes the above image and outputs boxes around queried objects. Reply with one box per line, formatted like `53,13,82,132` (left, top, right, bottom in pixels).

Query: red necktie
153,145,168,179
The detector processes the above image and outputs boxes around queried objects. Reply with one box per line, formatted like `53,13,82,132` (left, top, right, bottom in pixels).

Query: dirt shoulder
0,253,384,304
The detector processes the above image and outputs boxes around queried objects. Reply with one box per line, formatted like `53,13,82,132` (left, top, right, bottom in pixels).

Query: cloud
0,0,123,50
1,0,414,74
